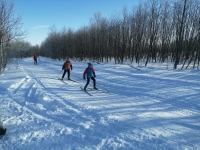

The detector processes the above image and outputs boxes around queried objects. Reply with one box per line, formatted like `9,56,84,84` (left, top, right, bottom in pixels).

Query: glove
83,77,86,80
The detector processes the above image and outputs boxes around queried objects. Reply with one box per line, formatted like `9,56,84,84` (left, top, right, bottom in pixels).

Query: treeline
40,0,200,69
1,0,200,74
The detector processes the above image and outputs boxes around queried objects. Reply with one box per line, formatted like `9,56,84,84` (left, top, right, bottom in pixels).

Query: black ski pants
34,59,37,64
62,70,70,79
85,77,96,88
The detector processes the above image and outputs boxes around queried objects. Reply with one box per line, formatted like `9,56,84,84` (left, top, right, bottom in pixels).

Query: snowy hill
0,57,200,150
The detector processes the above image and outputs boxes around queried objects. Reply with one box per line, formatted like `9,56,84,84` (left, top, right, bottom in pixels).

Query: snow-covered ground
0,57,200,150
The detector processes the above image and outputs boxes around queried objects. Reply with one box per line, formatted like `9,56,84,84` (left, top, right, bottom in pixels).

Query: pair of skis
59,78,109,96
80,87,109,96
58,78,79,84
80,87,93,96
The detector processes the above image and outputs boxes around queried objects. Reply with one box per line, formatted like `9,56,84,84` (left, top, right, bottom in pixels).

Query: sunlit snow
0,57,200,150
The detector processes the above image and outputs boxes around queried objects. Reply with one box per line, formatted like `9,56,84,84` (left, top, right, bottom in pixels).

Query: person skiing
0,117,6,135
83,62,97,90
0,127,6,135
61,58,72,80
33,54,37,64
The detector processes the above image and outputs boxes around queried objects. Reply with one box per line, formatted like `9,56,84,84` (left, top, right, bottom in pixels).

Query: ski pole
57,70,62,76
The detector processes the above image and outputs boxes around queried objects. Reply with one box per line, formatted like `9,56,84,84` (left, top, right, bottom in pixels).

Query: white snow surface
0,57,200,150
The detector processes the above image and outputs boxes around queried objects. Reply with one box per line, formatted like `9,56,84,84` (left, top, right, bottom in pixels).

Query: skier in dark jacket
33,54,37,64
83,63,97,90
61,58,72,80
0,118,6,135
0,127,6,135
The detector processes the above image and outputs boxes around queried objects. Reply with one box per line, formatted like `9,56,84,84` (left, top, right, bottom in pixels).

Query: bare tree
144,0,161,66
173,0,187,69
182,0,200,69
158,0,173,65
0,0,24,74
130,3,147,65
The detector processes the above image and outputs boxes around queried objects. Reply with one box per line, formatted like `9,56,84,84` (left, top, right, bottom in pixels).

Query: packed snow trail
0,57,200,150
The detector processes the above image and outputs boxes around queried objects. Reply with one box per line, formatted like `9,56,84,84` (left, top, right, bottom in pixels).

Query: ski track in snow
0,57,200,150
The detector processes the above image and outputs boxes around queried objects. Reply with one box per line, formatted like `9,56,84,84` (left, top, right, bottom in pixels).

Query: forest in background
0,0,200,75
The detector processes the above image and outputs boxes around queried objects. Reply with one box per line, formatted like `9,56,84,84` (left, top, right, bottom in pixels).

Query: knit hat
88,62,93,67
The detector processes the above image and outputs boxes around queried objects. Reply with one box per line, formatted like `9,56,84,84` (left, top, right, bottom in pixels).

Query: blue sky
14,0,143,46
